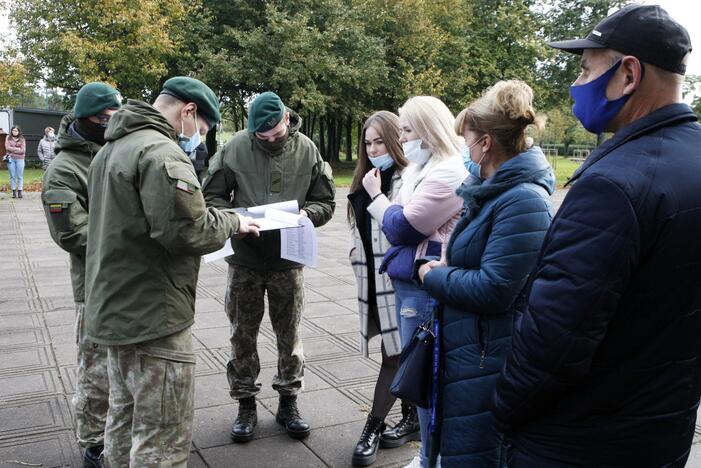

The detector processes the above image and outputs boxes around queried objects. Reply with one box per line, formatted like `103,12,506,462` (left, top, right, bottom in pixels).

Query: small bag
390,316,435,408
2,154,10,163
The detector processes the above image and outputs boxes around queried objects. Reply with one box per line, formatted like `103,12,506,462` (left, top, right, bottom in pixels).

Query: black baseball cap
549,4,692,75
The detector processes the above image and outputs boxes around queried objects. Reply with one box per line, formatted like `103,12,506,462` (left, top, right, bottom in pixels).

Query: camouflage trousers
225,265,305,399
73,302,109,449
103,326,195,468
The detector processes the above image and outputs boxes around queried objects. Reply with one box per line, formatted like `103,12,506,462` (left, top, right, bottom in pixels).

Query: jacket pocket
164,161,205,221
137,346,196,427
477,316,489,369
42,189,78,232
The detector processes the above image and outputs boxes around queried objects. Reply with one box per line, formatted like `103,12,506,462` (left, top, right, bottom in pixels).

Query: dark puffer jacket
492,104,701,467
421,147,554,467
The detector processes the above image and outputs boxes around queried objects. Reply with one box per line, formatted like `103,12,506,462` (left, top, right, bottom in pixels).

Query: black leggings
370,340,400,419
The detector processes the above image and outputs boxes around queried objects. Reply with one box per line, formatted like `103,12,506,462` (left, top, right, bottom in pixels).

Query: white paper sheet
203,238,234,263
280,216,317,267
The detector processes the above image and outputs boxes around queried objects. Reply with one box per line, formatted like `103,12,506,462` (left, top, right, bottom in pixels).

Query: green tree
0,49,33,108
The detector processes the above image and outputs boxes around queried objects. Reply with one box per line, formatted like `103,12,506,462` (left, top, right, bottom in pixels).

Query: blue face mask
178,113,201,154
570,60,630,135
368,153,394,171
461,138,485,180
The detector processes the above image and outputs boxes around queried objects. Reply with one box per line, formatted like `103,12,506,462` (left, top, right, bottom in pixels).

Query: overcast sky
1,1,700,78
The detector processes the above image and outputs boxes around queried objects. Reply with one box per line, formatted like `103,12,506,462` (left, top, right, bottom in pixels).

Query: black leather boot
231,397,257,443
17,190,22,198
380,401,420,448
276,394,310,439
352,414,386,466
11,190,16,198
83,445,103,468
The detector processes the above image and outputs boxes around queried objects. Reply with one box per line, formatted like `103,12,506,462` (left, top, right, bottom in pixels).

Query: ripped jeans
393,278,435,468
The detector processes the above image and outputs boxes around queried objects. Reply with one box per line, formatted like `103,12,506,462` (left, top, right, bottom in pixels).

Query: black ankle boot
17,190,22,198
276,394,310,439
352,414,386,466
231,397,257,443
11,190,16,198
83,445,103,468
380,401,420,448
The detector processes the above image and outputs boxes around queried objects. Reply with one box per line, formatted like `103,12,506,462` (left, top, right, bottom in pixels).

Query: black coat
492,104,701,467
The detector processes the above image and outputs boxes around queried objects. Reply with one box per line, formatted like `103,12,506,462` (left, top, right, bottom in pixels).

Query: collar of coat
566,103,698,187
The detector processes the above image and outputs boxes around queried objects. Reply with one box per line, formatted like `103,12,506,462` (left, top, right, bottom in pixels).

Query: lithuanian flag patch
176,180,195,194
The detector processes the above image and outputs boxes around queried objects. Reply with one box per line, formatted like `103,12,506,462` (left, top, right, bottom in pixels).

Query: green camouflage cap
161,76,221,128
247,92,285,134
73,82,121,118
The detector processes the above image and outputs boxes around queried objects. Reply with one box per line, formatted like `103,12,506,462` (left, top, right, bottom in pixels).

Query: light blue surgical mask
178,113,201,154
461,137,486,180
368,153,394,171
403,139,431,165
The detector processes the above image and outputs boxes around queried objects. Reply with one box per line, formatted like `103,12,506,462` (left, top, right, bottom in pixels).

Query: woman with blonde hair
362,96,467,468
38,126,57,170
416,80,555,467
347,111,417,466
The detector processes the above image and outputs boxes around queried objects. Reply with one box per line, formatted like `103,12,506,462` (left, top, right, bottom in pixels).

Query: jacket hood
458,146,555,210
54,113,103,156
104,99,177,143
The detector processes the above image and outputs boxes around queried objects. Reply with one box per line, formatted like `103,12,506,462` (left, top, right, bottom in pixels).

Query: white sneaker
403,455,421,468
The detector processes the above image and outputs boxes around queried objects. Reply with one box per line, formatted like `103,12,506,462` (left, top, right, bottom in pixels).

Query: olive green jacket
202,110,335,271
85,100,241,345
41,113,101,303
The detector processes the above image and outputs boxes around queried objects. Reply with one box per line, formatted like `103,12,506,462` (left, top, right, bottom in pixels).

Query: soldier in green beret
41,81,121,468
203,91,336,443
84,76,260,467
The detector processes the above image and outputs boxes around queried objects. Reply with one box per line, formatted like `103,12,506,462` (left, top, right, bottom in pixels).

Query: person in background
416,80,554,467
190,141,209,181
347,111,416,466
524,136,534,149
5,125,26,198
38,126,57,170
41,82,121,468
492,5,701,467
363,96,467,468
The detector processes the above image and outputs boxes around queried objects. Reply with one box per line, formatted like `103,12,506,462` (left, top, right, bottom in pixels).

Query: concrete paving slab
200,433,327,468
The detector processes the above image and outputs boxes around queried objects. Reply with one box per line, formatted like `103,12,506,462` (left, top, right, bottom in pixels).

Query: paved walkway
2,187,700,468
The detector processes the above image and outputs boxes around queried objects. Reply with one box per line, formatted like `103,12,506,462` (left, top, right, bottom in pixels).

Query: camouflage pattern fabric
225,265,305,399
73,302,109,448
103,326,195,468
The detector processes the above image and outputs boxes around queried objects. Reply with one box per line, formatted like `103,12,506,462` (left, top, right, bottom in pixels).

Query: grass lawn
0,167,44,192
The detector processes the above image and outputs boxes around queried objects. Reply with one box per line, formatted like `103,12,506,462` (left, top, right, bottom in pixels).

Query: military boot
83,445,103,468
352,414,386,466
11,190,16,198
380,401,420,448
276,394,310,439
231,397,257,443
17,190,22,198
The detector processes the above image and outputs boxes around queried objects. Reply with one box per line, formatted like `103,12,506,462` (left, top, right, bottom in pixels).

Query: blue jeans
8,158,25,191
393,278,434,468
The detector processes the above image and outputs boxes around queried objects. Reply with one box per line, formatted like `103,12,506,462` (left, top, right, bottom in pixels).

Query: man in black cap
85,76,260,466
492,5,701,466
203,91,335,443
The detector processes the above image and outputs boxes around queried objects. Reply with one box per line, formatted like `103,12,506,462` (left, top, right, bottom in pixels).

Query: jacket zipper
477,316,488,369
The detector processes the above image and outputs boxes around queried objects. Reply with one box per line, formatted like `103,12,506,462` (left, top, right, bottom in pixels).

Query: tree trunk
309,114,316,142
345,115,353,161
319,117,326,160
357,120,362,158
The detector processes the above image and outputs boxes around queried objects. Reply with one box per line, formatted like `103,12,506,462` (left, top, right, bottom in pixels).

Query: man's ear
482,133,493,153
621,56,644,95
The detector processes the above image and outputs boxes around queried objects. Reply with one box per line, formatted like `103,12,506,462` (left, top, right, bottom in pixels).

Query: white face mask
402,139,431,165
47,131,55,139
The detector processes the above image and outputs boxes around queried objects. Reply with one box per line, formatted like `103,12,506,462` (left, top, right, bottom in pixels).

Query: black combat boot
231,397,257,443
17,190,22,198
11,190,16,198
276,394,310,439
83,444,103,468
352,414,386,466
380,401,420,448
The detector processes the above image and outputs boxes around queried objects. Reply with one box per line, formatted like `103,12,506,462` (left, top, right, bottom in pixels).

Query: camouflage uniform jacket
85,100,241,346
202,109,336,271
41,113,101,302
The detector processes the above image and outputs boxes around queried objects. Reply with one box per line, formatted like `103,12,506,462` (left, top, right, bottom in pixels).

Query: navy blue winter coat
421,147,555,467
492,104,701,467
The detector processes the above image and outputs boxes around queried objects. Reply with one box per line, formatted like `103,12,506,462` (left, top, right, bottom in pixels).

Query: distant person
492,5,701,467
85,76,259,467
524,136,534,149
203,91,335,444
5,125,26,198
416,80,554,467
347,111,415,466
38,126,57,170
190,141,208,180
41,82,121,468
364,96,467,468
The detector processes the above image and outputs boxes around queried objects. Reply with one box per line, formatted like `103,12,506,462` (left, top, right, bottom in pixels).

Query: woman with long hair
347,111,417,466
416,80,555,467
5,125,26,198
363,96,468,468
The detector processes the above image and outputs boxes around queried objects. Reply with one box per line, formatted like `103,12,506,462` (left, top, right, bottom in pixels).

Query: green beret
73,82,121,118
161,76,221,128
248,92,285,134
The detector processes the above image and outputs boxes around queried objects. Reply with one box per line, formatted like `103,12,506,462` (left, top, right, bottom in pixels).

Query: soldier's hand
235,215,261,239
